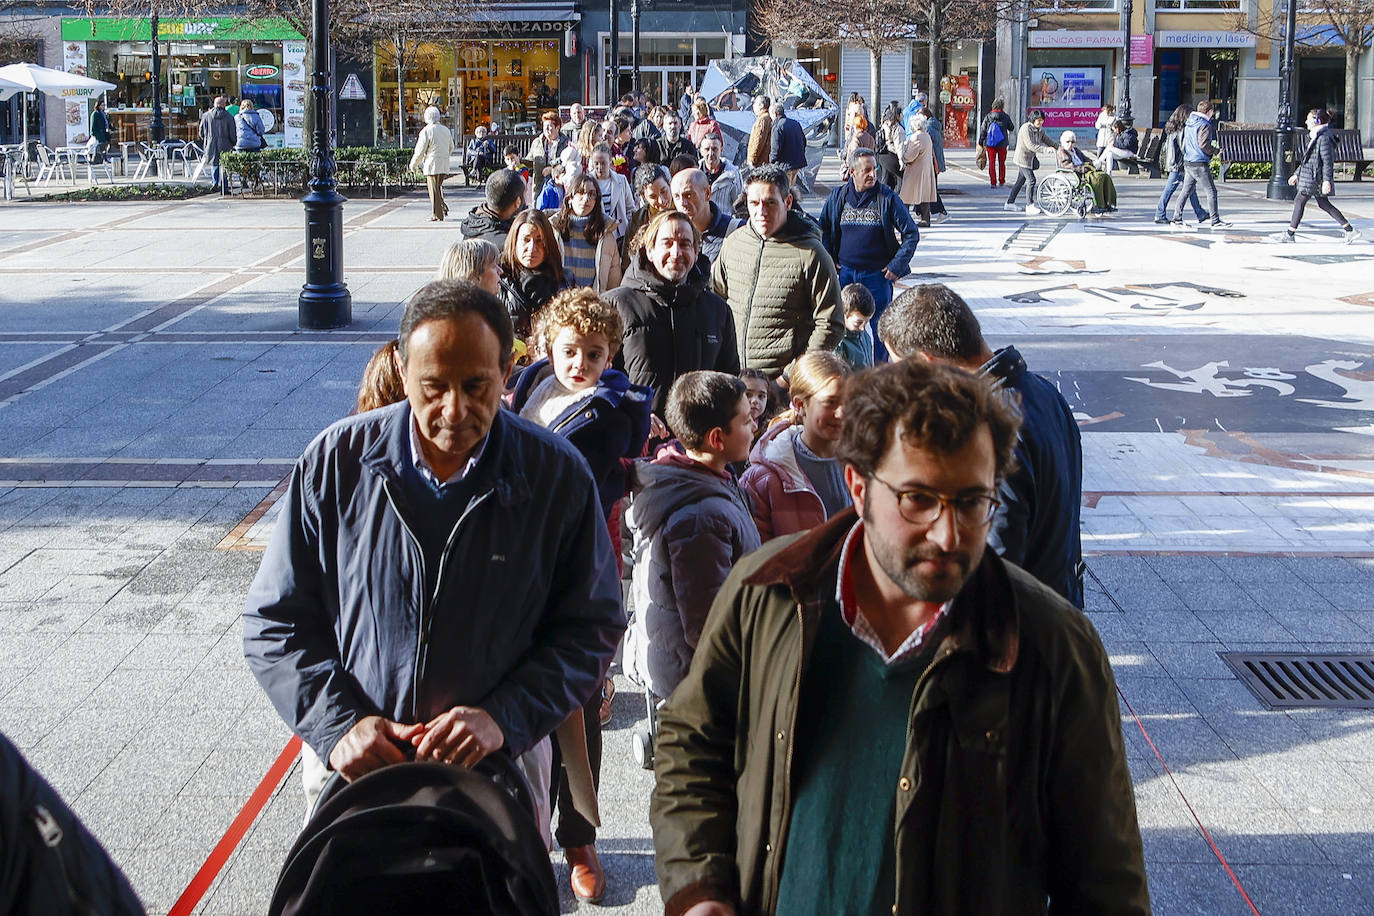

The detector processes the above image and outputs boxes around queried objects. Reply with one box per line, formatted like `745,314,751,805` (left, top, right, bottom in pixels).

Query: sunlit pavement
1,151,1372,913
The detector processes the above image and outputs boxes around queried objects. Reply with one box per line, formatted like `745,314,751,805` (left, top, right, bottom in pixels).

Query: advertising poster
282,40,307,148
1029,66,1104,128
63,40,90,145
944,74,976,148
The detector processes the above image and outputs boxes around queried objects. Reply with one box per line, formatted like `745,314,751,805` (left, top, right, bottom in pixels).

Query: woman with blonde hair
408,106,454,221
686,98,721,147
739,351,852,540
356,340,405,413
435,237,502,294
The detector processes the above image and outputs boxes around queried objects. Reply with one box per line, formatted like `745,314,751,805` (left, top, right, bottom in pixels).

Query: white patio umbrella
0,63,117,151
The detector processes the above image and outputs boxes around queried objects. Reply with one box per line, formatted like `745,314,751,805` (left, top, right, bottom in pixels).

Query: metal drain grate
1221,653,1374,709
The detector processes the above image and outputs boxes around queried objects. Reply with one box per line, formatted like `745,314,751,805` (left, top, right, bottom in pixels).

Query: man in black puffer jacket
605,210,739,419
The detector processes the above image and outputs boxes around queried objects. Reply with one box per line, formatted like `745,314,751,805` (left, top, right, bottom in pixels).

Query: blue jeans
839,265,893,363
1155,169,1205,221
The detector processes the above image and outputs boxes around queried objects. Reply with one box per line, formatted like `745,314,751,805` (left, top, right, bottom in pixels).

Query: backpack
0,734,144,916
873,124,889,155
986,118,1006,148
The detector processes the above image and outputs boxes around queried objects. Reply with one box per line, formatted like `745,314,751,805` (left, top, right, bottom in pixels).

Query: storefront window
600,35,729,106
1027,49,1114,127
376,38,561,142
62,19,300,146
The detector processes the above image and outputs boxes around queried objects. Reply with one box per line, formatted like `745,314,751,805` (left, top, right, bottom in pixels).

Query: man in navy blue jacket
243,280,625,807
818,147,920,363
878,284,1084,607
768,101,808,188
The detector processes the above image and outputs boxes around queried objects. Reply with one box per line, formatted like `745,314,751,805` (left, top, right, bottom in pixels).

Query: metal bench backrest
1329,129,1362,162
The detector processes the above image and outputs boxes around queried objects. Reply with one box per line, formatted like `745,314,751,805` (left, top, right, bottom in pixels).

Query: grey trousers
1174,162,1219,221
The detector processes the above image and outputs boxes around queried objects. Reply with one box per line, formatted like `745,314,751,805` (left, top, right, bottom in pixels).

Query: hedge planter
221,147,423,198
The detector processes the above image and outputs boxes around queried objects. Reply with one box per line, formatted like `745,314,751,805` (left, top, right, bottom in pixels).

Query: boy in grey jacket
624,372,761,701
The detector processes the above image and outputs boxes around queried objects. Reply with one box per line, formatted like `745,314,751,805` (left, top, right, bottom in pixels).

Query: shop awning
472,5,580,25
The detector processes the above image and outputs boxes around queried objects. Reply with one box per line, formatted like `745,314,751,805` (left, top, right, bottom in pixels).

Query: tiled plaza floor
1,150,1371,914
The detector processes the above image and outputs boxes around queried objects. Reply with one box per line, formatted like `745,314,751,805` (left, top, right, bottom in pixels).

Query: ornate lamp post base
1266,0,1298,201
297,0,351,329
299,189,351,329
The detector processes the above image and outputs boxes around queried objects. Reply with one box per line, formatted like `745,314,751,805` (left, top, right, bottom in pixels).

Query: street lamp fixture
1266,0,1298,200
631,0,642,95
297,0,352,329
608,0,621,104
1119,0,1133,121
149,11,164,143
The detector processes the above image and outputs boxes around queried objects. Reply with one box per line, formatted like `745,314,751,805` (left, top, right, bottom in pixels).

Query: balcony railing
1034,0,1120,11
1152,0,1242,10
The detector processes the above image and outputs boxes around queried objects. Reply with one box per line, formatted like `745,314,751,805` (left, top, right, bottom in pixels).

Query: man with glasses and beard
650,359,1148,916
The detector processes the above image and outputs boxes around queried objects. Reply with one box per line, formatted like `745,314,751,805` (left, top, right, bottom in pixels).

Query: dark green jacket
651,508,1150,916
710,210,844,378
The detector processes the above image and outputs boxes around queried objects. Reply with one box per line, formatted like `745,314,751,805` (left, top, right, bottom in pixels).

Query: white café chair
35,146,72,186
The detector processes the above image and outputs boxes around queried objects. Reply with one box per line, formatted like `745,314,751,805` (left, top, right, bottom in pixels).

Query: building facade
996,0,1373,137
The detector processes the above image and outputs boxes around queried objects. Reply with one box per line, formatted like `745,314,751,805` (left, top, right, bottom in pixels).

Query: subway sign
246,65,280,79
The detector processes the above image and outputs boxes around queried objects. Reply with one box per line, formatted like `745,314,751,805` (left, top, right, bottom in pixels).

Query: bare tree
1231,1,1373,130
753,0,998,118
753,0,920,111
0,1,46,65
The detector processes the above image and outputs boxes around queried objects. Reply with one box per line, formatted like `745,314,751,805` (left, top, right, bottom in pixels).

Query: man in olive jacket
651,360,1149,916
711,165,844,378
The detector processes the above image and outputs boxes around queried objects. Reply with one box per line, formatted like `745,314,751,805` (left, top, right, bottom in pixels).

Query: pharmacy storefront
1026,30,1118,129
60,17,305,148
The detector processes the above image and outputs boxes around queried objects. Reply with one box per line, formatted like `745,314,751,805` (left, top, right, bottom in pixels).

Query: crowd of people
233,82,1363,916
233,81,1162,915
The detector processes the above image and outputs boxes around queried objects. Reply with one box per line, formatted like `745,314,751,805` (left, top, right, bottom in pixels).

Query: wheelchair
1036,169,1094,219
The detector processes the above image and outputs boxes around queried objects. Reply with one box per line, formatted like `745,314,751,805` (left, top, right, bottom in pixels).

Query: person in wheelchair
465,125,498,181
1056,131,1116,215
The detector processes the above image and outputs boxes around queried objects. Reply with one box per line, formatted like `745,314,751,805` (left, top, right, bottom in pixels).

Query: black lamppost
297,0,352,329
1119,0,1133,121
631,0,642,95
608,0,621,103
1265,0,1298,200
149,12,165,143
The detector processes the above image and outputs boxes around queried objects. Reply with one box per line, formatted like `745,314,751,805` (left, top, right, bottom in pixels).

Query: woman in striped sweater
549,174,622,292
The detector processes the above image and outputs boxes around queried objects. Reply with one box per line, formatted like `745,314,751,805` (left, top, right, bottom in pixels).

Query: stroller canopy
270,759,558,916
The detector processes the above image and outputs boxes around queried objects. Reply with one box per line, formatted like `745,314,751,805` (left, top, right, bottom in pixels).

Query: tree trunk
395,36,407,147
870,48,882,119
926,3,942,120
1343,39,1359,132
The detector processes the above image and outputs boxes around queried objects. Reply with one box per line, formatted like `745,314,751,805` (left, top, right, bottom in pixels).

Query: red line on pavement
1117,686,1262,916
168,736,302,916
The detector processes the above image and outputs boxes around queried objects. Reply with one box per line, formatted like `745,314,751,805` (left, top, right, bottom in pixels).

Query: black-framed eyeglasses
869,475,999,528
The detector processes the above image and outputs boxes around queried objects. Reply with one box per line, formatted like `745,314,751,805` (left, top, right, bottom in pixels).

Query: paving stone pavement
1,150,1372,914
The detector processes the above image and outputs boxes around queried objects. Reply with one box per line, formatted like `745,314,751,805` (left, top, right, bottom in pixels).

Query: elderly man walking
243,280,624,836
711,165,844,378
651,359,1149,916
198,95,236,187
818,147,920,362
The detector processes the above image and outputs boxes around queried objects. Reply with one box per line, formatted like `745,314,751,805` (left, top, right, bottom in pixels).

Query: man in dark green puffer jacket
711,165,844,378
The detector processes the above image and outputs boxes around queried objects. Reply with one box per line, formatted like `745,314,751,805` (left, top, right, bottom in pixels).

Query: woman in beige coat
409,106,454,221
899,114,937,226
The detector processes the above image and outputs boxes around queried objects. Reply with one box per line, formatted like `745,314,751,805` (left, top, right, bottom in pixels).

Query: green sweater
774,598,934,915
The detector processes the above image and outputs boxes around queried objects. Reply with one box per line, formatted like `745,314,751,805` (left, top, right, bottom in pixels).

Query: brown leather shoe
565,843,606,903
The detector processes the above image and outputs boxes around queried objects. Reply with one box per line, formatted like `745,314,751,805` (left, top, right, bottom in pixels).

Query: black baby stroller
269,756,558,916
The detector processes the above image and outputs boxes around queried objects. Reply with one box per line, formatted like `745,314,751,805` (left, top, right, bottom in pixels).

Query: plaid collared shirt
835,519,949,666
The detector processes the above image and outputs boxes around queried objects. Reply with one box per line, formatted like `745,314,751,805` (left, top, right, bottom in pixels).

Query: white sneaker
1209,218,1233,230
1003,202,1020,212
931,212,951,224
1025,204,1041,215
1269,231,1295,243
1345,227,1362,245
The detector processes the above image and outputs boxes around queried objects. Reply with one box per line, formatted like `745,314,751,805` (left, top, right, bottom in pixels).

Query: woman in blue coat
1275,108,1361,244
